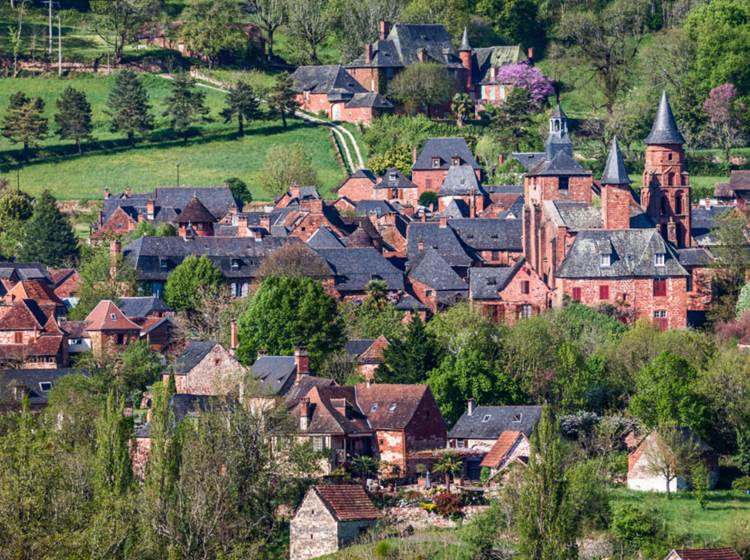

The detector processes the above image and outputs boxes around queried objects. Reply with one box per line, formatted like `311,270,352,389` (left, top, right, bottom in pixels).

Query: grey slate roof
102,186,238,224
374,168,416,190
439,165,486,196
444,199,470,219
469,260,524,300
345,92,393,109
471,45,526,84
123,235,297,281
448,405,543,439
408,248,467,292
290,65,367,96
395,293,428,311
307,226,345,249
550,201,603,230
459,27,471,51
448,218,523,252
556,229,688,278
601,137,631,185
174,340,217,374
354,200,398,217
691,206,732,246
0,262,51,283
1,368,85,408
413,138,480,171
314,248,405,292
406,222,476,267
528,149,590,177
117,296,171,318
512,151,545,171
251,355,297,396
645,91,685,145
677,247,714,267
344,339,376,357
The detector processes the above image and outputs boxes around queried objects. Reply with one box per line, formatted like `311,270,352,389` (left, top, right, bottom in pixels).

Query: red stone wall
641,145,691,247
337,177,376,201
601,184,632,229
525,175,593,206
95,207,137,238
375,429,406,473
412,170,448,197
339,106,377,126
408,277,439,313
348,67,382,93
131,436,151,480
296,92,333,116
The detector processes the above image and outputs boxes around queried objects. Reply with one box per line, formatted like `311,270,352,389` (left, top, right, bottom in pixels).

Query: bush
731,476,750,492
432,492,462,519
610,502,663,551
374,540,397,560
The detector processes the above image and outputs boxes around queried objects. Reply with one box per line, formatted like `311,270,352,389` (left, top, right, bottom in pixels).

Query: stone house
83,300,141,357
313,247,404,302
344,336,389,381
290,484,380,560
449,217,523,266
49,268,80,308
117,296,174,351
438,164,488,215
627,429,719,492
407,248,468,312
4,279,67,319
0,368,84,411
336,169,378,201
168,340,246,396
411,138,482,195
0,299,68,369
479,431,531,481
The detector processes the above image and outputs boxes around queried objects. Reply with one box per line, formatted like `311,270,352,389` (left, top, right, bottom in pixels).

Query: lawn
320,530,474,560
0,74,345,200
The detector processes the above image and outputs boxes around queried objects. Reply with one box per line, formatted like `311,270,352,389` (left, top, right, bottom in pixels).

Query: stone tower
458,27,473,95
601,136,632,230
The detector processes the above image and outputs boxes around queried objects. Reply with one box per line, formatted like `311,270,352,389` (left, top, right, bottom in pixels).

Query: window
451,157,461,166
116,334,124,345
653,310,668,330
110,313,117,321
674,192,683,215
599,285,609,300
512,414,522,422
388,403,397,412
432,157,441,169
491,250,500,261
389,172,397,181
559,177,569,191
14,332,23,344
687,273,693,292
653,278,667,297
39,382,52,392
600,254,611,268
499,85,506,100
519,304,533,319
482,414,492,423
425,179,432,190
371,403,379,412
572,287,582,301
160,258,168,270
312,436,325,451
231,258,240,270
426,289,434,297
668,153,673,161
521,281,530,294
456,439,466,448
654,253,665,267
489,86,496,101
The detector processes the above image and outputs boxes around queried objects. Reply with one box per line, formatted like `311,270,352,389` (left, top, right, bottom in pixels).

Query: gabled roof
691,206,732,246
480,431,524,468
312,484,381,522
313,248,404,292
174,340,218,373
645,91,685,145
354,200,398,217
528,149,590,177
101,187,238,224
556,229,688,278
84,300,140,331
6,279,64,306
0,299,49,330
345,92,393,109
296,385,371,435
177,196,216,224
0,368,85,407
374,168,416,190
670,549,742,560
408,248,467,291
439,164,485,196
677,247,714,267
0,262,51,283
117,296,171,319
469,260,525,300
290,65,366,96
407,222,476,267
449,405,542,439
449,218,523,252
601,137,631,185
307,226,345,249
355,383,442,431
251,355,297,396
444,199,470,219
413,138,480,171
472,45,526,84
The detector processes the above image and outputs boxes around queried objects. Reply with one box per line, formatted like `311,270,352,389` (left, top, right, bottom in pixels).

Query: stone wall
290,490,340,560
171,345,246,396
338,177,377,201
383,505,488,531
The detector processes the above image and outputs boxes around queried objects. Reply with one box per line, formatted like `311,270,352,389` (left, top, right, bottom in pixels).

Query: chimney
379,20,390,40
490,66,496,81
467,398,475,416
420,212,426,223
146,199,155,221
365,43,373,64
439,215,448,228
469,194,476,219
104,188,110,199
294,347,309,382
299,398,311,431
527,47,534,61
331,397,347,417
237,215,249,237
109,239,121,279
417,48,426,63
289,183,301,199
412,146,418,164
230,320,238,352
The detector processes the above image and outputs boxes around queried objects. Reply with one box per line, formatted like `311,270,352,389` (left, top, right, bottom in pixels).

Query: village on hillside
1,1,750,559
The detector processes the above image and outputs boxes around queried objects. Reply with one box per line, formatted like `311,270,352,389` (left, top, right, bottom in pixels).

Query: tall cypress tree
54,86,94,154
220,81,261,136
162,73,210,143
1,91,48,156
267,72,299,128
106,69,154,146
18,190,79,267
376,314,440,384
517,406,579,560
93,391,133,498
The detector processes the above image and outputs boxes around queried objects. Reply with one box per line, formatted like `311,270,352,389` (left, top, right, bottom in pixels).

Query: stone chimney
417,48,426,63
109,239,121,279
412,146,418,164
331,397,347,417
365,43,373,64
379,20,391,40
237,215,249,237
467,398,475,416
146,199,155,221
260,214,272,231
230,320,238,352
527,47,534,61
289,183,301,199
299,398,311,431
294,347,309,382
439,215,448,228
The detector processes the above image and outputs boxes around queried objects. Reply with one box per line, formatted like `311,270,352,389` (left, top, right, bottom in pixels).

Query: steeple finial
601,136,631,185
459,27,471,51
645,90,685,145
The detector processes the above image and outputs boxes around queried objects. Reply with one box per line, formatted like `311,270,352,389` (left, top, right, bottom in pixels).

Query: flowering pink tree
703,83,746,165
495,63,554,110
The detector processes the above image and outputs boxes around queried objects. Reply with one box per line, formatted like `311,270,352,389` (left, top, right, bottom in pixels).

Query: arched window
674,191,683,215
665,173,674,187
660,195,668,216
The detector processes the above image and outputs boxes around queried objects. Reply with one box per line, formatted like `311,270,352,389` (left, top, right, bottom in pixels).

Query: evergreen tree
376,314,440,384
517,406,578,560
1,91,48,156
106,70,154,146
54,87,94,154
18,190,79,267
162,73,210,143
220,81,261,136
267,72,299,128
93,391,133,498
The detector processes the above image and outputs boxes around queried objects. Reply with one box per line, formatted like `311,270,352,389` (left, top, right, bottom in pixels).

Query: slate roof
344,339,376,357
439,165,485,196
174,340,217,373
471,45,526,84
645,91,685,145
677,247,714,267
528,149,590,177
459,27,471,50
307,226,345,249
469,260,524,300
101,186,238,223
556,229,688,278
345,92,393,109
601,137,631,185
448,218,523,252
117,296,171,318
290,65,366,96
549,201,603,230
176,196,216,223
374,168,416,190
0,368,85,408
313,248,404,292
354,200,398,217
0,262,51,283
444,199,470,219
512,151,545,171
691,206,732,246
395,293,429,311
123,235,296,281
251,355,297,396
449,405,542,439
355,383,441,431
312,485,381,521
413,138,480,171
408,248,467,292
170,393,213,422
729,170,750,191
406,222,476,267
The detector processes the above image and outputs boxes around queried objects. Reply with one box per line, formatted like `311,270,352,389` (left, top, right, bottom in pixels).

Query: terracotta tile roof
355,383,433,430
49,268,80,298
314,484,381,521
0,335,63,360
5,279,64,306
84,300,140,331
0,300,48,330
480,431,523,468
673,550,742,560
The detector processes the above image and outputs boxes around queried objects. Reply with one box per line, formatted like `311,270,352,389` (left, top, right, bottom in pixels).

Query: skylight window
512,414,522,422
482,414,492,423
39,382,52,392
371,404,379,412
600,254,611,268
110,313,117,321
389,403,397,412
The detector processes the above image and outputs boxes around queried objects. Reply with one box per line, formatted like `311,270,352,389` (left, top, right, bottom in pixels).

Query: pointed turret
601,137,631,185
458,27,473,94
459,27,471,51
545,104,572,160
645,91,685,145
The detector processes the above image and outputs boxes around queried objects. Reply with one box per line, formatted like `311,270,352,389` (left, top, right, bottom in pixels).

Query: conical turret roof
459,27,471,51
601,136,631,185
645,91,685,145
551,104,567,120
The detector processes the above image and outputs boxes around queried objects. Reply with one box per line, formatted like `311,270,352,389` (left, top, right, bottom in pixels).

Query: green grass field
0,74,345,200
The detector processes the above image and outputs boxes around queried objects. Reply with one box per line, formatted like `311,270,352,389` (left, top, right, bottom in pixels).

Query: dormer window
389,172,397,181
110,313,117,321
654,253,665,267
231,258,241,270
600,254,611,268
432,157,441,169
482,414,492,423
512,413,522,422
39,382,52,392
159,258,168,270
371,404,379,412
451,157,461,166
389,403,397,412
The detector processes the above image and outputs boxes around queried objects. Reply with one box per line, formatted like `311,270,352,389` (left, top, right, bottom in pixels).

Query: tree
106,70,154,146
0,188,34,259
54,87,94,154
517,406,578,560
628,352,710,435
254,242,331,279
710,209,750,322
267,72,299,128
737,428,750,476
236,275,345,369
494,63,554,110
1,91,48,156
258,143,318,197
285,0,334,64
489,88,539,151
330,0,403,62
737,281,750,319
565,459,611,532
225,177,253,207
319,349,358,385
18,190,78,267
340,280,405,340
367,145,414,176
242,0,287,62
451,93,474,127
221,81,261,136
418,191,439,210
350,454,379,485
93,391,133,498
389,63,458,115
180,0,247,69
162,73,211,143
477,0,547,50
71,244,138,320
119,340,163,395
164,255,222,313
642,426,703,498
433,453,462,491
703,83,746,167
376,314,439,384
91,0,161,63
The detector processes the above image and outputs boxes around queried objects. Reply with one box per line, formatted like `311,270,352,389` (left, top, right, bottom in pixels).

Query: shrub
732,476,750,492
374,540,397,560
432,491,462,519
